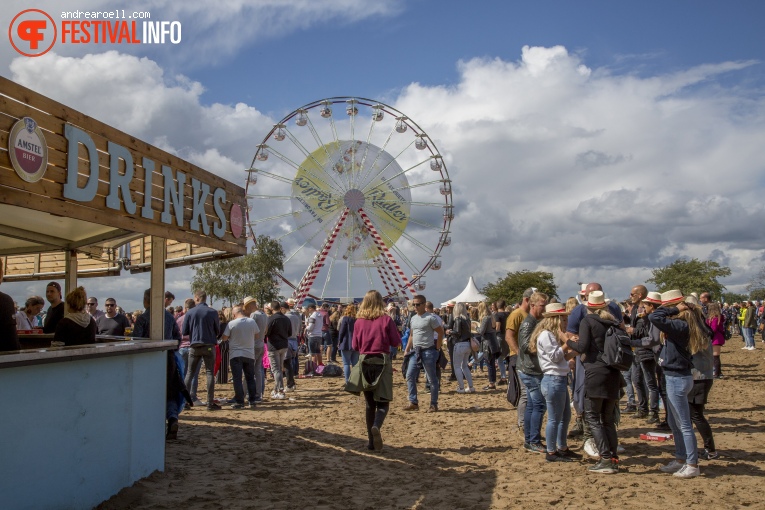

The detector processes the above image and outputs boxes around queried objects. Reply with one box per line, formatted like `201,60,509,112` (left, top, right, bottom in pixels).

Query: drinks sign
8,117,48,183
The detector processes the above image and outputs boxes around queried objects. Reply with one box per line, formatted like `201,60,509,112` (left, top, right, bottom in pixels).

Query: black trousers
638,358,660,413
584,397,619,459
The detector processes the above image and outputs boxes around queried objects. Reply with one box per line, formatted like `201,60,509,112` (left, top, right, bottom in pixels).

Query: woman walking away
706,302,725,378
478,301,500,390
530,303,581,462
450,302,475,393
566,291,622,474
648,290,709,479
346,290,401,451
338,304,358,383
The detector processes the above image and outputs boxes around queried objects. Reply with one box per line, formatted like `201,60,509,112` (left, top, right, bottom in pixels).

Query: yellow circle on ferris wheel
290,140,411,261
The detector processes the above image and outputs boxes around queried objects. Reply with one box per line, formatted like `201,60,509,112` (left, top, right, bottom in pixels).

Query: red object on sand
640,432,673,442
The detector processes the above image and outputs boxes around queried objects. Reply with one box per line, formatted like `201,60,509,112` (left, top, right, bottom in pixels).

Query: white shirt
306,311,323,337
536,330,570,376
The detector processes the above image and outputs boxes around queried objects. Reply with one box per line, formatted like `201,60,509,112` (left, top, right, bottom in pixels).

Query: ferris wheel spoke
358,209,420,276
277,206,344,246
353,109,380,191
268,144,346,197
355,126,397,191
367,199,445,207
282,129,349,195
359,139,417,194
247,210,304,225
407,216,446,231
362,207,435,256
252,168,299,186
368,177,445,195
247,195,294,200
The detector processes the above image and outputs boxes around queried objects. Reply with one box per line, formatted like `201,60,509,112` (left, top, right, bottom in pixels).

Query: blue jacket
337,316,356,351
132,309,181,342
182,302,220,346
648,306,693,377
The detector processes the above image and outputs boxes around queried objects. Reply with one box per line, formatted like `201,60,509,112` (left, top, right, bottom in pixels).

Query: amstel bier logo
8,117,49,183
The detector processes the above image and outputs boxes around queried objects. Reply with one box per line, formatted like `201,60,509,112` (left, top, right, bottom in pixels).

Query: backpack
601,324,634,371
321,364,344,377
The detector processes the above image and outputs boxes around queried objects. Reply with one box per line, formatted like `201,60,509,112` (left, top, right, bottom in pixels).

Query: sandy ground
101,337,765,510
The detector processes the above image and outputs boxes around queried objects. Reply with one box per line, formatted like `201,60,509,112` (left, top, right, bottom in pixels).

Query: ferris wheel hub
343,188,365,211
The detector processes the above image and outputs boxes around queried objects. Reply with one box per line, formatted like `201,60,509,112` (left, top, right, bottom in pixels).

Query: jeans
518,371,545,444
665,374,697,464
230,356,258,405
498,357,508,380
267,347,288,394
452,341,474,390
517,381,527,429
406,347,439,407
540,374,571,453
584,397,619,459
690,401,716,452
622,366,635,406
179,347,199,400
639,358,659,413
484,349,498,384
185,344,216,405
631,360,647,412
743,327,755,348
253,344,265,400
341,349,359,383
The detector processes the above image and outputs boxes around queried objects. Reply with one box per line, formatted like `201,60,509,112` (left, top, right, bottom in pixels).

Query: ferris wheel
245,97,453,304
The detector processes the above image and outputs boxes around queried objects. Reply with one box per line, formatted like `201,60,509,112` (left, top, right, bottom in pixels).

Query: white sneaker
467,387,476,394
673,464,700,478
273,392,286,400
742,346,749,349
660,460,685,473
456,388,466,394
584,438,600,458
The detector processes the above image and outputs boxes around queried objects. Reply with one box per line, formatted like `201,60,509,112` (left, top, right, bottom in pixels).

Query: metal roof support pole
64,250,78,297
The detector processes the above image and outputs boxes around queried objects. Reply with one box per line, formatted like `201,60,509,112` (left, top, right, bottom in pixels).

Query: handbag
470,337,480,353
401,351,414,375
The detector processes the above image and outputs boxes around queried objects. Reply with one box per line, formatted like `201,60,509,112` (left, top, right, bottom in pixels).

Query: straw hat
447,300,456,307
641,292,662,305
287,298,296,306
586,291,607,309
578,283,588,296
661,289,684,305
542,302,569,317
243,296,257,307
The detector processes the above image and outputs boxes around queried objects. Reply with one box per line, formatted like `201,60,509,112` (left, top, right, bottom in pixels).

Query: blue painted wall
0,351,166,509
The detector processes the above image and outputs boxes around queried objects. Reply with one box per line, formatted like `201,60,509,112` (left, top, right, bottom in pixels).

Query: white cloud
4,44,765,307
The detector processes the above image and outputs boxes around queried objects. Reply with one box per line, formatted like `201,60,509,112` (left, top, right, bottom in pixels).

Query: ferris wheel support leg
293,208,351,306
373,255,396,298
376,253,406,299
357,208,416,296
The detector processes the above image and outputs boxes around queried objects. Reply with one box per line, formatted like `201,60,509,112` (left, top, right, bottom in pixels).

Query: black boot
568,417,584,438
365,405,376,450
166,418,178,440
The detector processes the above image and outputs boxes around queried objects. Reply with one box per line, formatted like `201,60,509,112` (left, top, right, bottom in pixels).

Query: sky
2,0,765,312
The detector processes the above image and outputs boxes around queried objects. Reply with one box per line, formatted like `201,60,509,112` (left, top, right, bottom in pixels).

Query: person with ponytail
706,302,725,378
648,290,709,479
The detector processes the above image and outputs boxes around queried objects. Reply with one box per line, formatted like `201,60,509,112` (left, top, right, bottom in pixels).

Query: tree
746,266,765,299
482,270,558,305
190,235,285,308
239,235,285,306
749,288,765,302
722,292,748,304
646,258,731,298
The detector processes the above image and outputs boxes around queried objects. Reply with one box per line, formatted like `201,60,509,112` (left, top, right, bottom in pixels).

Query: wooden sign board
0,77,247,257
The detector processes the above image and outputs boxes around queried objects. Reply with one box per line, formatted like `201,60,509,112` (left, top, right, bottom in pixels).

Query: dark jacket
266,312,292,350
648,306,693,377
631,313,656,362
478,315,500,355
54,317,97,346
0,291,20,351
517,314,541,376
337,316,356,351
43,302,64,334
181,303,219,345
567,313,622,400
134,309,181,342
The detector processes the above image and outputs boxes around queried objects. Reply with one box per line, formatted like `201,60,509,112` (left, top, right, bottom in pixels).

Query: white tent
442,276,487,306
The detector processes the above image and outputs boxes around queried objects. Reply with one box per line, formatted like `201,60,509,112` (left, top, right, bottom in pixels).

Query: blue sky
2,0,765,311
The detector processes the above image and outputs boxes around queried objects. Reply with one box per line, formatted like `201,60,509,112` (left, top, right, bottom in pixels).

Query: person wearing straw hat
566,291,622,474
624,291,664,425
647,289,708,479
529,302,581,462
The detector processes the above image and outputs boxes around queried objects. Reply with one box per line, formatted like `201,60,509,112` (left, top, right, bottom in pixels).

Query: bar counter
0,339,176,510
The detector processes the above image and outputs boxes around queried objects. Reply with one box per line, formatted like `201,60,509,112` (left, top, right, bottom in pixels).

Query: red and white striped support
357,208,415,296
376,253,406,298
374,254,399,297
293,208,351,306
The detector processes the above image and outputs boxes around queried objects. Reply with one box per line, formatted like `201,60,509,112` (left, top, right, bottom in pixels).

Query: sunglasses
105,303,116,307
413,302,425,306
